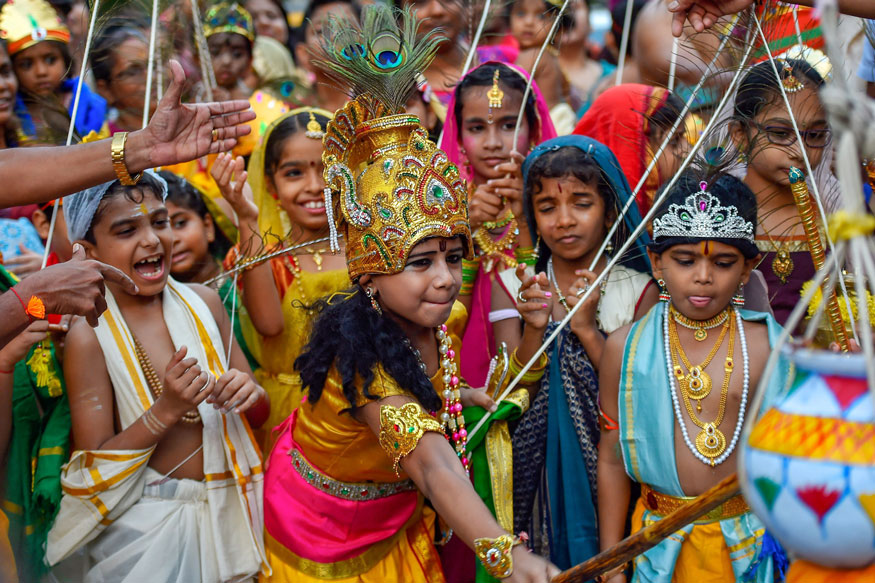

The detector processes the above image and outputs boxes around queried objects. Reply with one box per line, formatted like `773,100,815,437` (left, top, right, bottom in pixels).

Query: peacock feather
312,4,445,116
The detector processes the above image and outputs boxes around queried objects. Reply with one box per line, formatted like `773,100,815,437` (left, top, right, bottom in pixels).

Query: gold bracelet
474,533,524,579
110,132,142,186
508,349,548,385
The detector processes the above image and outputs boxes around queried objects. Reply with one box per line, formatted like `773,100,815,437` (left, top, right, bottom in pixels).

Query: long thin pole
41,0,102,269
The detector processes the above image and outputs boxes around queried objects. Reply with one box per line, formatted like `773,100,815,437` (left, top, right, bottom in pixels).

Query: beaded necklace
405,325,469,473
663,305,749,467
132,335,202,424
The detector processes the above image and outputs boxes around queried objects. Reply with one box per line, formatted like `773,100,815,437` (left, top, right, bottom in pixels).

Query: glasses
112,62,148,85
752,123,832,149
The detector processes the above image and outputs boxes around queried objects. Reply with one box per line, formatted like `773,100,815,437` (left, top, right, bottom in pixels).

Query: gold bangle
110,132,142,186
474,533,524,579
508,349,548,384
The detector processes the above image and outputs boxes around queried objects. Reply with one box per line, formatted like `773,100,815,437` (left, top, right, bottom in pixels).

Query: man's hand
667,0,754,36
134,60,256,170
16,244,137,327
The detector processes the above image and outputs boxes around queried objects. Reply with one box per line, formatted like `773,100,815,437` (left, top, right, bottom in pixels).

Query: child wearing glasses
729,58,831,325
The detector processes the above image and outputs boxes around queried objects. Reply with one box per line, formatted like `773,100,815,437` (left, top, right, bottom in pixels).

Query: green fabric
463,400,526,583
0,265,71,579
219,276,259,372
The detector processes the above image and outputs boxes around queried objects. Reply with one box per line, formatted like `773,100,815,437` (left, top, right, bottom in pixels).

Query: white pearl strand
663,304,750,467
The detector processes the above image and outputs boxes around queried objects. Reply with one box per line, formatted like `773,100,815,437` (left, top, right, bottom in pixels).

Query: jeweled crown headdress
652,181,755,242
204,2,255,43
317,4,472,279
0,0,70,56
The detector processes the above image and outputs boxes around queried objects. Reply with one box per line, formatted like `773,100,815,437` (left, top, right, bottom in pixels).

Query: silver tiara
652,182,754,242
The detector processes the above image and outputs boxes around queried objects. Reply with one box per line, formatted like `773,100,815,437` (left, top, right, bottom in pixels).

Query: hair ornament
780,60,805,93
305,111,325,139
487,69,504,124
652,181,754,243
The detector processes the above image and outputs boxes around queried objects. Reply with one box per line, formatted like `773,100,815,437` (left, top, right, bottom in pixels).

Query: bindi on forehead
701,241,711,256
439,239,447,251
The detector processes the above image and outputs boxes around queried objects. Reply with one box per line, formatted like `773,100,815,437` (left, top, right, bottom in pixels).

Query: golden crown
317,5,471,279
0,0,69,56
203,2,255,43
323,98,471,279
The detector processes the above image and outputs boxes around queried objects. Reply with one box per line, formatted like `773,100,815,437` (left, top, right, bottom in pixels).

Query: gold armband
508,349,548,385
379,403,445,475
474,533,525,579
110,132,142,186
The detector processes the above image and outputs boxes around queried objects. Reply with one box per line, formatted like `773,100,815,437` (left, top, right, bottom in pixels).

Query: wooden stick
551,474,741,583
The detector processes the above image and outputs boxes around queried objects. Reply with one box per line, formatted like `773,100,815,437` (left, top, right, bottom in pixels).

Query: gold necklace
132,335,201,424
669,305,729,409
669,311,735,463
757,221,795,284
671,305,730,342
283,255,309,304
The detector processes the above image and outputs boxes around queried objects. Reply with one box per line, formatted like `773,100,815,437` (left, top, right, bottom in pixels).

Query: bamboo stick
551,474,741,583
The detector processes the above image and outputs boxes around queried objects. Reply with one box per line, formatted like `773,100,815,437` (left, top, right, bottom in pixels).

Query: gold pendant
771,247,794,284
694,328,707,341
312,249,324,271
685,366,712,401
695,423,726,466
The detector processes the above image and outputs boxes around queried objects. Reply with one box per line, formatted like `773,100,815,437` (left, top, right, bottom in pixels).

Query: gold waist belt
288,449,417,502
641,483,750,524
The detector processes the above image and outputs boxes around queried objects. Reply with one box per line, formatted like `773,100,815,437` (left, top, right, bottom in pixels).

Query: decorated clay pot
741,346,875,568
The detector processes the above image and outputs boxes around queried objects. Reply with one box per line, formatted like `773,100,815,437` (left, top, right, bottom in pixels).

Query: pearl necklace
436,325,470,473
663,304,749,467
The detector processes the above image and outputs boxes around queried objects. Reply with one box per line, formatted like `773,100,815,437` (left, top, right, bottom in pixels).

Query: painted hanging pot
741,346,875,568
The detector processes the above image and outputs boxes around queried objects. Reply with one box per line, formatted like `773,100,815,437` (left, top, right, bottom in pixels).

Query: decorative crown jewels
318,4,472,279
203,2,255,43
652,181,754,243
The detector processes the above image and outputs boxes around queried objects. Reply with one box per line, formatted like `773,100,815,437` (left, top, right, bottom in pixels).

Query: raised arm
356,395,559,583
211,153,285,337
0,60,255,209
668,0,875,36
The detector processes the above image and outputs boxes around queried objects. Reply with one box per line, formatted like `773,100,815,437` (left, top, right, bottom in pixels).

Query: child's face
0,44,18,127
97,37,154,119
269,131,327,238
84,189,172,297
532,174,611,264
510,0,551,50
561,0,590,46
207,33,252,89
733,87,829,189
363,236,464,329
459,84,531,181
166,201,215,281
32,206,72,262
246,0,288,45
13,41,66,97
649,241,756,320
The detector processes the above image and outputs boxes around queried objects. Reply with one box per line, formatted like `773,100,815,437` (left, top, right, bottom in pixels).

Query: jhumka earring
732,283,745,307
305,111,325,139
658,278,671,302
486,70,504,125
365,287,382,315
781,61,805,93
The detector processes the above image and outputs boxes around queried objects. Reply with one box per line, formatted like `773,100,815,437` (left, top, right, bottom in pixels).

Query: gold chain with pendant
669,304,729,410
670,305,729,342
757,221,795,284
669,310,735,463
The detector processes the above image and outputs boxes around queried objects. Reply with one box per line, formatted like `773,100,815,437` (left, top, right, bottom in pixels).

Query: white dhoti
47,280,268,581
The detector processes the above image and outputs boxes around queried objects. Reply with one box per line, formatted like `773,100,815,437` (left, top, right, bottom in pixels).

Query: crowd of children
0,0,874,582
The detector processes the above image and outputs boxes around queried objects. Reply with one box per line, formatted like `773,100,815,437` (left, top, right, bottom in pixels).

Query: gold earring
365,287,382,315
